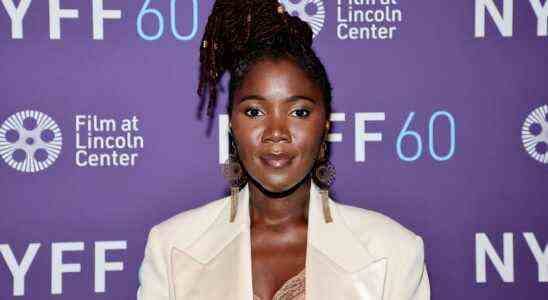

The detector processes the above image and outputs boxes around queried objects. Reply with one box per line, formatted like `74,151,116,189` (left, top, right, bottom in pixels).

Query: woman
137,1,430,299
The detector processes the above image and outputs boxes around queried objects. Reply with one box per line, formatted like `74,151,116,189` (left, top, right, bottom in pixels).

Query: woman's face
230,57,329,193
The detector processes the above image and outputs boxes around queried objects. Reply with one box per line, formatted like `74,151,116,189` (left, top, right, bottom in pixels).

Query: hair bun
198,0,315,117
208,0,312,64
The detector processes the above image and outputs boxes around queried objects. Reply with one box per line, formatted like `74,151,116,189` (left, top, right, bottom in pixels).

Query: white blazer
137,182,430,299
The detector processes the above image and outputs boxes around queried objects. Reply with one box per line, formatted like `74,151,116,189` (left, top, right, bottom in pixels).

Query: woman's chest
250,229,307,300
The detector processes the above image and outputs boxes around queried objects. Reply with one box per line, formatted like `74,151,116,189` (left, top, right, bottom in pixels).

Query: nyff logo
475,0,548,38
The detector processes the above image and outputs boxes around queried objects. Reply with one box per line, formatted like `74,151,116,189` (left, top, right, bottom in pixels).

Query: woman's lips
259,153,293,168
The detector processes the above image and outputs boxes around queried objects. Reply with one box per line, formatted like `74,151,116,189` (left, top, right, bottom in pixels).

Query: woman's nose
262,117,291,144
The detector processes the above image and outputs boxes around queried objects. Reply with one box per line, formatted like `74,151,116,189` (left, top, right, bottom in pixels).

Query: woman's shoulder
334,202,424,257
146,196,228,249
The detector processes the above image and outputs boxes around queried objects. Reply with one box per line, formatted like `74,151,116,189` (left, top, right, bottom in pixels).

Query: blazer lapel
170,184,254,300
306,182,387,300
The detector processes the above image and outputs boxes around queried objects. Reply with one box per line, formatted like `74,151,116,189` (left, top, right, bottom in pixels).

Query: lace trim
254,269,305,300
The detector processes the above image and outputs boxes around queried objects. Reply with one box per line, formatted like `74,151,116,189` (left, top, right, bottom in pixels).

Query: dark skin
230,57,330,300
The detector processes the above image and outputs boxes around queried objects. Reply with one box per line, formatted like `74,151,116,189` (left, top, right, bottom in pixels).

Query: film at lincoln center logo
0,110,62,173
279,0,326,38
521,105,548,164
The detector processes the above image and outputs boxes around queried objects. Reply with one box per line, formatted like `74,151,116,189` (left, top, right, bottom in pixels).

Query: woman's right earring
222,153,246,222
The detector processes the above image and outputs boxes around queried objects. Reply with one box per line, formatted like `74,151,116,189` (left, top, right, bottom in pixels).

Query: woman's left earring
313,141,336,223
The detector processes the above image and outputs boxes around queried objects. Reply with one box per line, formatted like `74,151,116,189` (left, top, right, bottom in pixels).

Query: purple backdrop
1,0,547,299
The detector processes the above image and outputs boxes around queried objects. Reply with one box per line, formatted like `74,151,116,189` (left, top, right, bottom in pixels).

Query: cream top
253,269,305,300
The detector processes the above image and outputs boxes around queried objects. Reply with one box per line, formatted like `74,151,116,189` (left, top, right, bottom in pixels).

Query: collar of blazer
174,181,379,273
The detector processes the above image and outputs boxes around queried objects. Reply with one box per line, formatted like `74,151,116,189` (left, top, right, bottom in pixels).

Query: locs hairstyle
196,0,333,119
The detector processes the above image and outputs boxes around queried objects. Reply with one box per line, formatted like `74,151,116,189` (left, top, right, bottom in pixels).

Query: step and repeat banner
1,0,547,299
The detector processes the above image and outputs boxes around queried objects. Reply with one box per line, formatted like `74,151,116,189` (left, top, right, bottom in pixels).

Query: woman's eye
290,108,311,118
244,107,264,118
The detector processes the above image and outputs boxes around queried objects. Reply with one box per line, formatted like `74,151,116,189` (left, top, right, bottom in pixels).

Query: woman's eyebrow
239,95,317,103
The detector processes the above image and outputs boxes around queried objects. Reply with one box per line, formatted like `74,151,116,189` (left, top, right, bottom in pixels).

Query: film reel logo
279,0,326,38
0,110,62,173
521,105,548,164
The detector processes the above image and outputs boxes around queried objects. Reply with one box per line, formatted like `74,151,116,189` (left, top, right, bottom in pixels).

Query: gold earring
230,185,239,222
314,141,335,223
222,153,246,222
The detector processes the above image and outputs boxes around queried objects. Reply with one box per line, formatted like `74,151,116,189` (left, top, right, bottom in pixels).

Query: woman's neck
249,178,310,227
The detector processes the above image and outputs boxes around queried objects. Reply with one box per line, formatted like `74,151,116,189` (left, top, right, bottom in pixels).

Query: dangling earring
313,141,335,223
222,132,247,222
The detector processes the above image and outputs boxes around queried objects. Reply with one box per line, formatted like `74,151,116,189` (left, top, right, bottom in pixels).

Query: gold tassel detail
229,186,239,222
320,189,333,223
